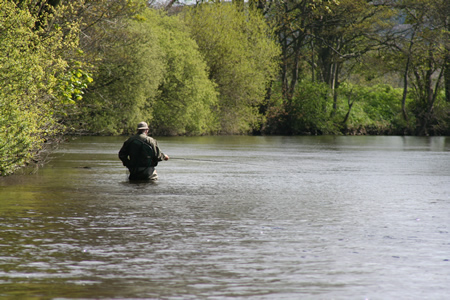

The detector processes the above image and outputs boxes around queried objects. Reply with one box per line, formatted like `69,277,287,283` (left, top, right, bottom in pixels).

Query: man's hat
137,122,149,130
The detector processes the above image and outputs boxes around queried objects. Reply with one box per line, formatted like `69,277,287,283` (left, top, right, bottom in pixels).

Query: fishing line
170,157,232,164
170,157,270,168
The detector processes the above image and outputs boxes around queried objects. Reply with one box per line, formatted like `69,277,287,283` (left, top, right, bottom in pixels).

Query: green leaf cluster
0,0,80,175
260,0,449,135
67,7,165,134
265,80,411,135
145,10,219,136
69,7,219,136
58,68,93,105
264,80,336,135
69,2,279,136
183,3,281,134
334,83,406,135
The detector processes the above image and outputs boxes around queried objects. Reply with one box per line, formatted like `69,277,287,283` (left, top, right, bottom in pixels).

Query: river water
0,135,449,299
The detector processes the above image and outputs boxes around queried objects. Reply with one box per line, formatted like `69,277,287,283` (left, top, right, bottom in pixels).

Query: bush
264,81,415,136
264,81,339,135
336,83,406,134
0,1,79,175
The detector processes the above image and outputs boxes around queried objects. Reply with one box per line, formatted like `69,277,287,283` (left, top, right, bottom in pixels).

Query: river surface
0,135,449,299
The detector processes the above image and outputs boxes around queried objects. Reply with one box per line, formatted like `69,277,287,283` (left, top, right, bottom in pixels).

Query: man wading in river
119,122,169,181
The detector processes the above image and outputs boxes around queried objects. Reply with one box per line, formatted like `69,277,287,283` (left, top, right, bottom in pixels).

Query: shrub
0,1,80,175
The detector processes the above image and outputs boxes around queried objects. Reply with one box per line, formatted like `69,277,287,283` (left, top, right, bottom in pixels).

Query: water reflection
0,136,449,299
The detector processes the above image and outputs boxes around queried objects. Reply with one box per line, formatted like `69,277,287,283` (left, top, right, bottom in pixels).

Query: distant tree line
1,0,449,175
255,0,450,136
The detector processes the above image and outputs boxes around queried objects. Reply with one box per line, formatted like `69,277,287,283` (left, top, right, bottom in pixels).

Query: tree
309,0,395,117
0,0,80,175
424,0,449,103
61,0,152,134
270,0,326,106
254,0,396,132
388,0,448,135
183,2,280,134
146,10,219,135
11,0,62,29
67,6,219,135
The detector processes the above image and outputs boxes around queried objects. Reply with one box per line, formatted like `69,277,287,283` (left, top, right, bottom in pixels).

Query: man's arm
118,141,130,167
146,137,169,161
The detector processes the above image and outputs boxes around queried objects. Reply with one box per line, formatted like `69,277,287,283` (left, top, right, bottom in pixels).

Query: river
0,135,449,299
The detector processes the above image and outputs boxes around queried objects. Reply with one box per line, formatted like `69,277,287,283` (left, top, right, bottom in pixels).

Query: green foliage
70,6,218,136
147,10,219,136
408,88,449,135
334,83,410,134
0,99,39,176
264,81,337,135
367,0,449,135
428,97,450,136
52,0,148,134
65,2,161,135
183,3,280,134
264,81,411,135
0,0,80,175
4,0,450,177
263,0,450,135
289,81,335,135
58,67,93,104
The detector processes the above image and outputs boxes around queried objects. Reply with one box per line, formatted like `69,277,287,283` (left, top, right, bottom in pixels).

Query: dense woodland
1,0,449,175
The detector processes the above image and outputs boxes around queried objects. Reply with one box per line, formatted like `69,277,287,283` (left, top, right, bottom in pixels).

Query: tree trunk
310,40,315,82
401,55,410,121
330,63,340,117
342,90,354,125
445,53,450,102
288,47,301,100
444,1,450,102
417,53,444,136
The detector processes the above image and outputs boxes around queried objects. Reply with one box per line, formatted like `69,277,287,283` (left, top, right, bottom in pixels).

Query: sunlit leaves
58,69,93,104
148,10,219,135
0,0,80,175
183,3,280,134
